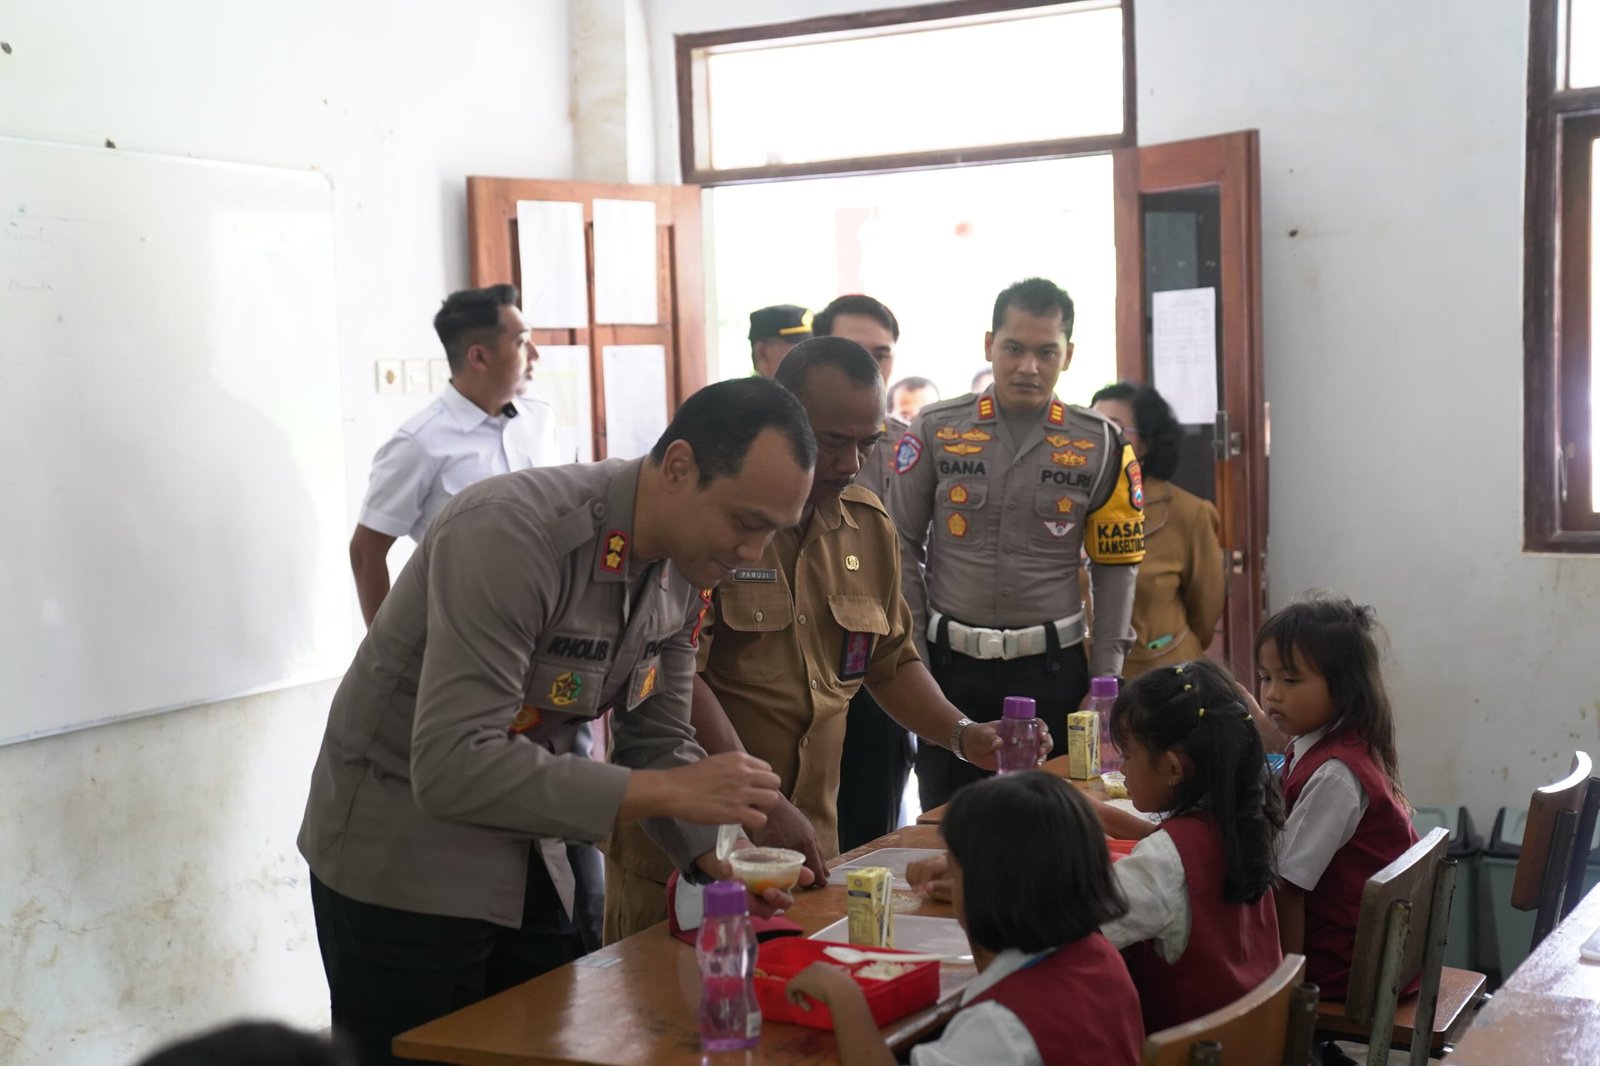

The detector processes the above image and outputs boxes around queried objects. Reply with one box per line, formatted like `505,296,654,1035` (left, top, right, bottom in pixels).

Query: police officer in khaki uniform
888,277,1146,810
298,378,816,1066
812,295,919,851
603,338,1027,943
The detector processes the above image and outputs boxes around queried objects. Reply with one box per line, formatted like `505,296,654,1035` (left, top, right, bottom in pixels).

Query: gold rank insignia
509,704,543,735
1051,449,1088,467
1055,495,1074,514
1072,438,1096,450
935,426,961,441
1046,399,1067,426
946,513,968,538
638,665,658,701
960,428,992,443
549,671,582,706
845,555,860,571
942,442,984,456
601,531,627,574
948,484,969,504
1045,434,1070,448
977,396,996,420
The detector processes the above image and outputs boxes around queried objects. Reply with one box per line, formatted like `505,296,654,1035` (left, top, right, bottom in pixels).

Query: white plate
831,848,946,890
810,915,973,963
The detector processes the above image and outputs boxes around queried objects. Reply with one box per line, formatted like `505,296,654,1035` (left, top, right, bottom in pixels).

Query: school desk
916,754,1108,825
1445,881,1600,1063
394,822,974,1065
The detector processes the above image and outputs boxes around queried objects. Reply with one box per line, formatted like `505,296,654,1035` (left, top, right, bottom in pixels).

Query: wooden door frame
1112,130,1266,680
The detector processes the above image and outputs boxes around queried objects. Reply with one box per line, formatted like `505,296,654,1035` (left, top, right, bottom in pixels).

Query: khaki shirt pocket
523,660,607,719
828,594,890,683
711,587,794,682
935,479,988,549
1033,488,1087,546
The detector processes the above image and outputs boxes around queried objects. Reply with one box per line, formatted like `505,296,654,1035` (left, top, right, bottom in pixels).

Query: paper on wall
528,345,593,463
516,200,589,329
602,345,668,460
593,198,658,324
1150,287,1219,425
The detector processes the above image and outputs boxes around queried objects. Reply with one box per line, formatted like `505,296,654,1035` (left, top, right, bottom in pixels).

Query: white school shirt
1100,828,1192,961
1276,724,1370,891
358,384,559,542
910,948,1044,1066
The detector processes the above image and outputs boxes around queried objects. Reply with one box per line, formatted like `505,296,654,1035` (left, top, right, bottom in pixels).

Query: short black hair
649,377,816,487
941,771,1127,954
1112,659,1284,904
991,277,1075,340
433,284,519,373
813,294,900,341
1091,381,1183,480
135,1021,356,1066
774,336,883,402
889,376,939,402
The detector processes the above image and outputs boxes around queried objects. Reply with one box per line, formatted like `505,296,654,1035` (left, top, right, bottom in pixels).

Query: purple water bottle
996,696,1044,773
697,881,761,1051
1090,676,1121,772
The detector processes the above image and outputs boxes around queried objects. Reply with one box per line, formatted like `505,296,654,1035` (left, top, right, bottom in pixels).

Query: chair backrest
1511,751,1592,911
1141,954,1315,1066
1342,827,1450,1028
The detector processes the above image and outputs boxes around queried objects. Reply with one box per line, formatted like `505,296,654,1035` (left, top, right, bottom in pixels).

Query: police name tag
733,567,778,582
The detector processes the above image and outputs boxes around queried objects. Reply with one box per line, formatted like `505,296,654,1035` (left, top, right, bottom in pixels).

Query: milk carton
1067,710,1101,779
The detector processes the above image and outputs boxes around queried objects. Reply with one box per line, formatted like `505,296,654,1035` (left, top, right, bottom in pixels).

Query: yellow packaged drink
846,866,893,947
1067,710,1101,779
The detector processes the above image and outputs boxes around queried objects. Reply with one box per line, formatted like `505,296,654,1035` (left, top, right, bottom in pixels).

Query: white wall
0,2,571,1063
644,0,1600,821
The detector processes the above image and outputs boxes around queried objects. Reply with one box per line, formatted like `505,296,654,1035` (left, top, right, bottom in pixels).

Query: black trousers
836,686,915,853
310,845,593,1066
919,640,1089,810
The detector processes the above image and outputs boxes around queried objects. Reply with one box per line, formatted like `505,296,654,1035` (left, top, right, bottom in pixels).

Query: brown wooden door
466,178,707,461
1112,131,1267,682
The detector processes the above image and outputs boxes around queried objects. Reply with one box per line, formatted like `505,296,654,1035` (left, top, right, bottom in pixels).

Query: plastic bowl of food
1100,770,1128,800
729,847,805,895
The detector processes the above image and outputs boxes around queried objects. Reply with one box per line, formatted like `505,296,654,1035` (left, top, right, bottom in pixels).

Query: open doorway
703,154,1117,405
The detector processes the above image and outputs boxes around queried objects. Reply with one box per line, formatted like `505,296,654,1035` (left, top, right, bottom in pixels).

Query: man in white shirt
349,284,559,626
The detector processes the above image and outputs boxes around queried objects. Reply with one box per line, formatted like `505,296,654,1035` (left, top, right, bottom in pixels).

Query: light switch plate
376,360,402,395
403,360,428,394
429,359,450,392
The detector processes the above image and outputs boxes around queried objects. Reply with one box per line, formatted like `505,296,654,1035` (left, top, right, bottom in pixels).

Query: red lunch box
753,938,941,1030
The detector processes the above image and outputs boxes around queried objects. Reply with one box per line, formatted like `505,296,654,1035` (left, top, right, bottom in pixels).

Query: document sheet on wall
1150,286,1219,424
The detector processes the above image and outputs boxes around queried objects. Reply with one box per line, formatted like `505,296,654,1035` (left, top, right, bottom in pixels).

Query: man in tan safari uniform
298,378,816,1066
603,337,1025,943
888,277,1145,811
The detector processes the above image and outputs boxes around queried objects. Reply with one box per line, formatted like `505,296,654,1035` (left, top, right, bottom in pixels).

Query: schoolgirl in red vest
1254,595,1416,1000
787,772,1143,1066
1094,658,1285,1034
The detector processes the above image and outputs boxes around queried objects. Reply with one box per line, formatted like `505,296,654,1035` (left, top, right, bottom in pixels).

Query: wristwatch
950,717,974,763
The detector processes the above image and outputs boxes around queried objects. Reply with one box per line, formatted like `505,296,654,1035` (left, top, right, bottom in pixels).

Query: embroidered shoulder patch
894,434,924,474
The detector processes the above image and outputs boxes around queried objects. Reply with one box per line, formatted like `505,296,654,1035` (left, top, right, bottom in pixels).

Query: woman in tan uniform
1090,382,1226,679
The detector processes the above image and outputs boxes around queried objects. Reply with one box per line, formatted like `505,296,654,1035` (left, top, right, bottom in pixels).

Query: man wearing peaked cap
749,303,812,379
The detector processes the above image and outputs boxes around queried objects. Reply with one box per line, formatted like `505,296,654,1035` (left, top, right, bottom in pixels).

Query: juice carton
1067,710,1101,779
845,866,893,947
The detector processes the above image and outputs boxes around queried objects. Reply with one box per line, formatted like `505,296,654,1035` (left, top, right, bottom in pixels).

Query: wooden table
916,754,1107,825
394,823,971,1065
1445,882,1600,1064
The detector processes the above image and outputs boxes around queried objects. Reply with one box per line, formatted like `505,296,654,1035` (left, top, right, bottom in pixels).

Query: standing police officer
888,278,1145,810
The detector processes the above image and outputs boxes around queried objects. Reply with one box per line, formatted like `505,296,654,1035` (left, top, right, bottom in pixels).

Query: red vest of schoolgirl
1120,813,1282,1033
969,932,1143,1066
1282,729,1417,999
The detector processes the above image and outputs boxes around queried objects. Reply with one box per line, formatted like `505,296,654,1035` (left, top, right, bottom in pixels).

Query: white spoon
821,945,970,966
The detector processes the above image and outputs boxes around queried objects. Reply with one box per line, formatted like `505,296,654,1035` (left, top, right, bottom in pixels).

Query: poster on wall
527,345,593,463
593,198,658,324
516,200,589,329
601,345,668,460
1150,287,1219,425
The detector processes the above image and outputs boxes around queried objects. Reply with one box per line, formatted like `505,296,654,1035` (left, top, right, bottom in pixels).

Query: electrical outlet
376,360,402,395
429,359,450,392
403,360,428,395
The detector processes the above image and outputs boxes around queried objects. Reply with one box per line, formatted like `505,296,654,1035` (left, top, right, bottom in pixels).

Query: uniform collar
958,947,1051,1005
809,491,860,534
440,382,515,432
593,458,648,584
975,387,1067,428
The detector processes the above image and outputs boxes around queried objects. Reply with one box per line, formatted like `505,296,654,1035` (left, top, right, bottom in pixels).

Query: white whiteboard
0,137,353,745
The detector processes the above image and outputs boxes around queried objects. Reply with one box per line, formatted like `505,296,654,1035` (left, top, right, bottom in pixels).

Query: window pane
1591,137,1600,509
704,156,1116,405
701,4,1123,170
1572,0,1600,88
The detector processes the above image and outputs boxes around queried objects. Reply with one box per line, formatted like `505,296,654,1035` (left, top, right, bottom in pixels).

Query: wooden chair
1141,954,1318,1066
1313,827,1486,1064
1510,751,1597,949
